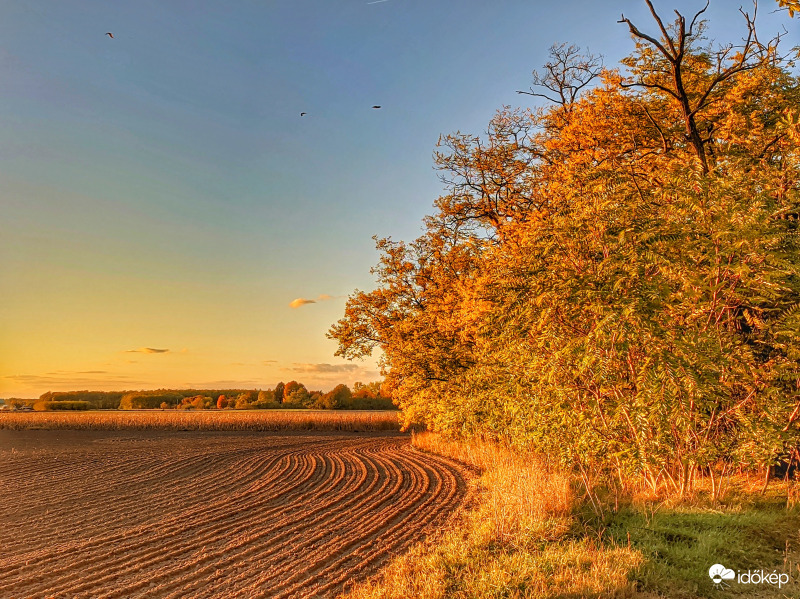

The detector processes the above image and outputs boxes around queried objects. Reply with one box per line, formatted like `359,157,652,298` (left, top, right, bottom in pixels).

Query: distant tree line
15,381,395,411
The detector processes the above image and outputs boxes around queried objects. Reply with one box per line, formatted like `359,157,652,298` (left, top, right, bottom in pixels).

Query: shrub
33,400,91,411
321,384,352,410
250,400,283,410
346,397,396,410
119,393,183,410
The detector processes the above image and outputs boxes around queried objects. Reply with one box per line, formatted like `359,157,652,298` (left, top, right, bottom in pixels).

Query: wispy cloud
46,370,109,375
289,294,340,309
185,379,265,388
4,373,138,387
289,298,316,309
125,347,170,354
228,360,278,368
287,363,360,374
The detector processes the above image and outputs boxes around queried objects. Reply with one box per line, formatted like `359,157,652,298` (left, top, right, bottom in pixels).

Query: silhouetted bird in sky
300,112,307,116
105,32,114,38
372,105,381,109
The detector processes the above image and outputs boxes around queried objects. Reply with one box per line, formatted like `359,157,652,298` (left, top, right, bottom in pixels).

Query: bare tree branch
517,43,603,109
618,1,770,175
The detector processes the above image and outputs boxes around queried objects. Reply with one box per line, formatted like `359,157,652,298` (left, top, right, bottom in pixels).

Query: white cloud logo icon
709,564,736,585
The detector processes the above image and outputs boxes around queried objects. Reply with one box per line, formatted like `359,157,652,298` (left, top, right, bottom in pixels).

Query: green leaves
330,2,800,494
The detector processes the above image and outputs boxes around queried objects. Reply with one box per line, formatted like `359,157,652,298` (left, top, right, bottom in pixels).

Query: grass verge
340,433,800,599
600,478,800,598
341,432,641,598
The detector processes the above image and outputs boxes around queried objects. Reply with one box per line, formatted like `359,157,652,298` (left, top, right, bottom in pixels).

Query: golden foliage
329,2,800,496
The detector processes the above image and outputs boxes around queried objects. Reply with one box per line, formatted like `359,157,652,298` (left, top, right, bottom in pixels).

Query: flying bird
105,32,114,38
372,105,382,109
300,112,307,116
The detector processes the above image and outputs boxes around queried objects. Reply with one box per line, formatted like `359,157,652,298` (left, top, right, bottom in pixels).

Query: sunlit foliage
330,3,800,495
777,0,800,17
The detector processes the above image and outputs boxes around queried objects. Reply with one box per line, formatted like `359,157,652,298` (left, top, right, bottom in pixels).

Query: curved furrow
301,447,467,598
0,450,306,597
142,449,371,599
89,450,345,599
28,440,363,599
0,433,468,599
0,445,293,571
0,435,358,561
274,444,465,599
211,440,421,598
189,446,402,599
14,452,319,599
0,434,319,503
264,444,434,598
154,443,402,599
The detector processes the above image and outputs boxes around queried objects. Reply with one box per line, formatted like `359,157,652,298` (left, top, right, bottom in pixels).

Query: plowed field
0,430,468,598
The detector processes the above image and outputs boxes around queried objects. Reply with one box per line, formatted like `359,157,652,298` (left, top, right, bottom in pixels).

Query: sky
1,1,797,398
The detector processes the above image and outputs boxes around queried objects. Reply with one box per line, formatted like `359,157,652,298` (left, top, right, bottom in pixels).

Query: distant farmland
0,409,400,431
0,429,467,598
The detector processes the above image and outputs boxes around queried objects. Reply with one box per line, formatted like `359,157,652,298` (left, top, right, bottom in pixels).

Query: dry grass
340,432,643,599
0,409,400,431
410,432,573,543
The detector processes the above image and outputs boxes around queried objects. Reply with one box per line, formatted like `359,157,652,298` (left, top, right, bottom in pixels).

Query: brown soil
0,430,468,598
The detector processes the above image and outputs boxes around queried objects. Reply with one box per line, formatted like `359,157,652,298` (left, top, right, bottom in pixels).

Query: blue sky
1,1,797,397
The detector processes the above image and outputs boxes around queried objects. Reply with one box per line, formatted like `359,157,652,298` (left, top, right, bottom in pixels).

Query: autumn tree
353,381,383,399
234,391,255,409
330,2,800,495
282,381,302,401
321,384,352,410
284,383,310,405
273,382,285,404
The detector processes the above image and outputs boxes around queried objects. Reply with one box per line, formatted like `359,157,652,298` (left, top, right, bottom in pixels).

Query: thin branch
689,0,711,35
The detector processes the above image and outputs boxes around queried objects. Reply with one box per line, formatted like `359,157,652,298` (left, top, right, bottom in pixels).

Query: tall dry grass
0,409,400,432
341,432,642,599
411,432,572,544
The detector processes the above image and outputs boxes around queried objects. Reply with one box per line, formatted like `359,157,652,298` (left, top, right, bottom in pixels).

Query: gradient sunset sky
2,1,796,398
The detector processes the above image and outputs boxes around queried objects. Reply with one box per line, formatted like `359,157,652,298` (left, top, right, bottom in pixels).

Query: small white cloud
290,294,339,308
289,298,316,309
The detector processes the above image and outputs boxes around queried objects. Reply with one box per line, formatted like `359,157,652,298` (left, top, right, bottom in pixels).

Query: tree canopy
330,2,800,495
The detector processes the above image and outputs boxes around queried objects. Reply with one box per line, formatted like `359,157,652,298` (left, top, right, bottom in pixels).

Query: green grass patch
343,434,800,598
602,495,800,597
